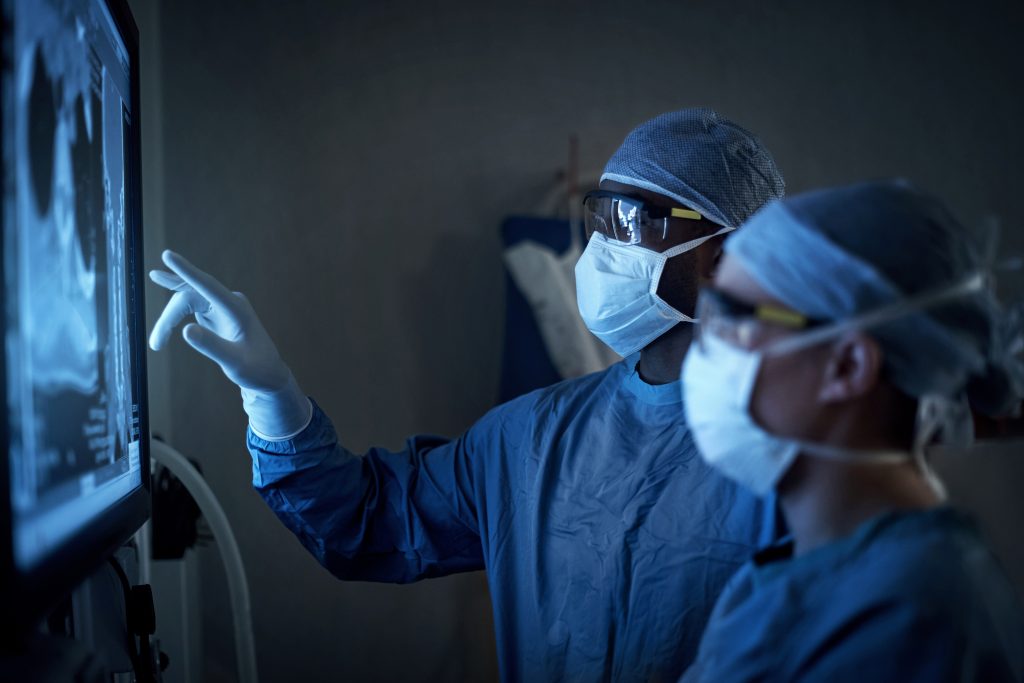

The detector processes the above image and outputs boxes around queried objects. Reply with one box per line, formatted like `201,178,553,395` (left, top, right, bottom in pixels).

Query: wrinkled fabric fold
248,360,782,682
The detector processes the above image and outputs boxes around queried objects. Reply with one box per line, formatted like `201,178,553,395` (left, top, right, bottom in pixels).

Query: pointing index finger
161,250,241,314
149,269,189,291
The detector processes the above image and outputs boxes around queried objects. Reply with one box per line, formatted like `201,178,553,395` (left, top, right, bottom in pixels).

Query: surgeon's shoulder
855,508,1019,622
498,361,627,418
865,512,1024,674
474,361,629,434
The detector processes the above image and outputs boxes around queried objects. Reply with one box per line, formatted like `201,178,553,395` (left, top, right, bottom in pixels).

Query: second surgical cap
725,179,1023,416
601,108,786,228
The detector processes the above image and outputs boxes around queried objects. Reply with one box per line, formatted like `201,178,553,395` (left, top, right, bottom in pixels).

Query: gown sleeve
247,397,510,583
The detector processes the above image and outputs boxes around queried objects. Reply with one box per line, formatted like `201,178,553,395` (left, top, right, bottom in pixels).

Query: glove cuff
242,373,313,441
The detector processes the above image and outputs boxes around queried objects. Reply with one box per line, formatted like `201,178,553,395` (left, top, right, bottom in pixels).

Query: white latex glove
148,249,312,440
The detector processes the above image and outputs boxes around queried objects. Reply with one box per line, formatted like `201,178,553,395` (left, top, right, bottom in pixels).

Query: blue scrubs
248,356,782,682
682,507,1024,682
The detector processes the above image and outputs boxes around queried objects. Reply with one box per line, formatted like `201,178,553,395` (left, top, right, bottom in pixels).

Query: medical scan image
4,0,143,569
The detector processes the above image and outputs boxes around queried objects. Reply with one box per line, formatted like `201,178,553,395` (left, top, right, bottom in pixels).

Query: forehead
714,253,786,307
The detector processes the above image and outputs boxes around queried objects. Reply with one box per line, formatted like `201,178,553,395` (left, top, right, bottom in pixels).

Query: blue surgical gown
248,355,782,682
681,507,1024,682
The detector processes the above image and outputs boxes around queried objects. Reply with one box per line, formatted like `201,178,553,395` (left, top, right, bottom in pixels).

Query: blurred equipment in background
149,440,258,683
151,460,204,561
145,448,204,683
500,136,618,401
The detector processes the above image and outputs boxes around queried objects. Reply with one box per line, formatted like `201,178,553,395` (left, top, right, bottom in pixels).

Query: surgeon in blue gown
679,180,1024,682
148,109,786,682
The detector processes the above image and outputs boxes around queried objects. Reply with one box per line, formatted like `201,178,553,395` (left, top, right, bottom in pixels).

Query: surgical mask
575,227,734,358
682,272,987,497
683,332,918,496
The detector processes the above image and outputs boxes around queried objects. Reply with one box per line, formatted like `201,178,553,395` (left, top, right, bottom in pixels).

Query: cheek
655,252,699,314
749,354,824,440
698,240,725,279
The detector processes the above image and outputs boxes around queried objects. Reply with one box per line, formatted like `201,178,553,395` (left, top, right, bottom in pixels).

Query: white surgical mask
682,332,800,496
682,272,987,496
575,228,734,358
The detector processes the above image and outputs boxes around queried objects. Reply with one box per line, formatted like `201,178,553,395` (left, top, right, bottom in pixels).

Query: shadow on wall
398,227,506,431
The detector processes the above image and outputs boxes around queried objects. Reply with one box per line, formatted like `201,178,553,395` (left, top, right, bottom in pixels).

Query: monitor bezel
0,0,150,635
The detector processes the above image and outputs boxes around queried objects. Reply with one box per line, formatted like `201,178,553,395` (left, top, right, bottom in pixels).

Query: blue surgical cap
602,108,785,228
726,179,1023,415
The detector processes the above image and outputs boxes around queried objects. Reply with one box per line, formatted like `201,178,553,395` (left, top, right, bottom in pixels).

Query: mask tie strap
762,272,988,358
661,225,735,259
797,442,911,465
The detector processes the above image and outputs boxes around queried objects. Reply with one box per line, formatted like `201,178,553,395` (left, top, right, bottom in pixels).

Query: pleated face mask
574,227,733,358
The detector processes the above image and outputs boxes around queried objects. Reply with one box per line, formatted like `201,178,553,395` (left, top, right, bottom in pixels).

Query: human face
711,255,843,444
597,179,727,316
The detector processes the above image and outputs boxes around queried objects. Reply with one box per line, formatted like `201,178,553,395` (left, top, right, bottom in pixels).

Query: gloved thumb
182,323,237,367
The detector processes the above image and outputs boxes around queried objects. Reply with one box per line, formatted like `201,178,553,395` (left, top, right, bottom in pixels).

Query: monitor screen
2,0,148,583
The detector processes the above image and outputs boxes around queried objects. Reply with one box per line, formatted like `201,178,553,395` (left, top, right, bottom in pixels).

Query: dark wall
151,1,1024,681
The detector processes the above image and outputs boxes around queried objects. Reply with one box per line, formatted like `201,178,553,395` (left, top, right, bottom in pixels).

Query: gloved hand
148,249,312,440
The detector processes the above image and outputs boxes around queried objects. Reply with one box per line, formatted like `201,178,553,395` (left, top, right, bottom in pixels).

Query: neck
636,322,694,385
778,456,942,556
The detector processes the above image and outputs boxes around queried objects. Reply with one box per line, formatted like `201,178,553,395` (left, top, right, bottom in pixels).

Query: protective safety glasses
695,287,827,351
582,190,706,249
697,270,989,355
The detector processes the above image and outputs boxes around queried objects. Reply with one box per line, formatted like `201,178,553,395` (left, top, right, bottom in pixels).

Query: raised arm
148,250,491,582
248,400,490,582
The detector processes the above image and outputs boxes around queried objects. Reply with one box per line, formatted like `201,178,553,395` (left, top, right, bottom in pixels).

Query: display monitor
0,0,148,627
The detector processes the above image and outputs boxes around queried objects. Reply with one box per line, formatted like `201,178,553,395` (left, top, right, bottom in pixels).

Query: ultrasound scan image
4,0,141,565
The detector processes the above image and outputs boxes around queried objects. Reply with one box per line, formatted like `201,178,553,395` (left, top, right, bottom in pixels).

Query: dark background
128,1,1024,680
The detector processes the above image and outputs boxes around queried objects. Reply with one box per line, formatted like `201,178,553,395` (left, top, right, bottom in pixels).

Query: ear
817,332,884,403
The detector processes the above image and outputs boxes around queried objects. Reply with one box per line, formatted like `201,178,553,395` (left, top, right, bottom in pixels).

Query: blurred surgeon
149,109,786,682
680,180,1024,682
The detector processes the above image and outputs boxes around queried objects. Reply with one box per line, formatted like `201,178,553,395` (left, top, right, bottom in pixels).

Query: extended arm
249,400,486,582
148,250,489,582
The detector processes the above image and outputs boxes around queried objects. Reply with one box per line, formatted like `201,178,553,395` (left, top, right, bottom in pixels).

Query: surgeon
680,180,1024,681
149,109,786,682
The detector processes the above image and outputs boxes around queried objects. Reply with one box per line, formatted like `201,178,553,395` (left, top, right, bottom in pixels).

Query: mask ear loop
912,395,960,500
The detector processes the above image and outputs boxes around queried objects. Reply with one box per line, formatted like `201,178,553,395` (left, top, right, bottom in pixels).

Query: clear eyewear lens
696,291,793,351
583,210,608,241
584,196,625,243
611,201,641,245
584,194,669,247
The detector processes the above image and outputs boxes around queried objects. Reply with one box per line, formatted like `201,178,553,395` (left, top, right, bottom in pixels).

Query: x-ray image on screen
4,0,142,569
